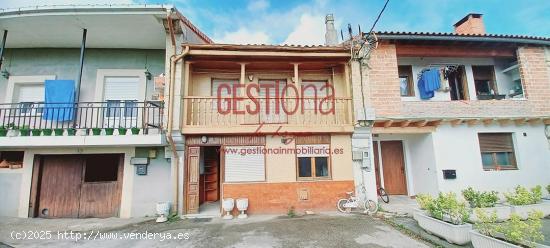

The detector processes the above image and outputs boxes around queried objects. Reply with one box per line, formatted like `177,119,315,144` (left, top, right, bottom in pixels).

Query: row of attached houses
0,7,549,218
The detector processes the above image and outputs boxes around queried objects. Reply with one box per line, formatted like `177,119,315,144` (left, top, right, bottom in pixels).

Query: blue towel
417,69,441,100
43,80,75,121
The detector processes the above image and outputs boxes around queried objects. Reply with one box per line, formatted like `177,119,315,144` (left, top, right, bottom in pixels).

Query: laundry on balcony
417,68,441,100
43,80,75,121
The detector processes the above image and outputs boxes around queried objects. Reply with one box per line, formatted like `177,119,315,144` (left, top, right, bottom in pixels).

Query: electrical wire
357,0,390,56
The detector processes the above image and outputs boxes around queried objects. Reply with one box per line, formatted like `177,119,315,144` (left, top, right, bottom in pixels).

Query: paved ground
0,214,430,248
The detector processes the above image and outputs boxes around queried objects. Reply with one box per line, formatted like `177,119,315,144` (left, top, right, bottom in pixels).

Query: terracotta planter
510,202,550,219
470,230,550,248
469,204,512,222
414,211,472,245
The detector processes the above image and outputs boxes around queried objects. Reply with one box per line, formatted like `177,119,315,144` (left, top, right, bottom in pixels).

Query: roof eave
377,34,550,46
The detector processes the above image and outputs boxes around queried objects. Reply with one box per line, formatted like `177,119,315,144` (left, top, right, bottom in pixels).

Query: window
211,79,239,111
15,84,44,115
302,80,331,111
398,66,414,97
296,144,330,179
84,154,120,182
0,151,24,168
478,133,517,170
472,66,499,100
448,66,469,101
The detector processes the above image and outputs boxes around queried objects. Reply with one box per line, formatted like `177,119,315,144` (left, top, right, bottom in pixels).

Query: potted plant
19,126,31,136
118,127,128,135
463,187,511,222
31,129,42,136
91,128,102,136
54,128,64,136
104,128,115,136
67,128,77,136
0,126,7,137
131,127,140,135
505,185,550,219
413,192,472,245
470,209,546,248
42,129,53,136
413,194,433,220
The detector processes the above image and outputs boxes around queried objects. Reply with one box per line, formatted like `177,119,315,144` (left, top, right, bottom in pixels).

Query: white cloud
247,0,269,11
0,0,133,9
216,27,270,44
282,13,326,45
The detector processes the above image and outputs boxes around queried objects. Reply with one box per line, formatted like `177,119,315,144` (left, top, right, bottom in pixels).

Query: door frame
184,145,223,215
373,140,410,195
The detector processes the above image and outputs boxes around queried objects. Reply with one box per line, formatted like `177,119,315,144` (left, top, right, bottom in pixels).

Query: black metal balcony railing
0,101,163,134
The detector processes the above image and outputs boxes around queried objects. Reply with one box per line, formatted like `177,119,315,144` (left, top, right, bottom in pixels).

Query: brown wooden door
78,155,124,218
380,141,408,195
38,155,84,218
186,147,200,214
204,148,219,202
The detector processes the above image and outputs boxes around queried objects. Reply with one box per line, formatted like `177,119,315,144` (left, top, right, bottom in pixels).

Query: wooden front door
38,155,84,218
380,141,408,195
186,147,200,214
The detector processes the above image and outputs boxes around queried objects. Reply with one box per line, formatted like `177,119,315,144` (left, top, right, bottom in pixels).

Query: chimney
325,14,338,46
453,13,486,35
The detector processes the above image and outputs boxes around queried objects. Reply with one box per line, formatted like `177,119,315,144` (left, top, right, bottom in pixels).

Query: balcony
0,101,164,147
182,97,353,134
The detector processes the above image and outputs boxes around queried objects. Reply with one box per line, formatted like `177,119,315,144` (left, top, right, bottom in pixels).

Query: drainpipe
0,30,7,70
166,45,190,215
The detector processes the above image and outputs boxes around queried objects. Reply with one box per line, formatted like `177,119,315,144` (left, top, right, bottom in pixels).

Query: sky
1,0,549,45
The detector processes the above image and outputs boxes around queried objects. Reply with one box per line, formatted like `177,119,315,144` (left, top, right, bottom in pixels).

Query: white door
103,76,140,128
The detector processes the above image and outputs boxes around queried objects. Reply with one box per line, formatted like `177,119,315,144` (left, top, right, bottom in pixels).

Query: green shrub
505,185,542,206
475,209,544,248
462,187,499,208
547,185,550,194
287,206,296,218
415,194,433,210
426,192,470,225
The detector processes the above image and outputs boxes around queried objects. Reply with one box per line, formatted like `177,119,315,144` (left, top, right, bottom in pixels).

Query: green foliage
415,194,433,210
505,185,542,206
42,129,53,136
118,128,128,135
131,127,140,135
426,192,470,225
475,210,544,248
547,185,550,194
462,187,499,208
287,206,296,218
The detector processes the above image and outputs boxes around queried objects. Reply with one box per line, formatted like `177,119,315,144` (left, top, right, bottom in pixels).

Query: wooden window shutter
478,133,514,152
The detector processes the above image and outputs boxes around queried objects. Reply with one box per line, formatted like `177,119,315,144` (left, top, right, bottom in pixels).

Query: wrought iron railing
0,101,163,135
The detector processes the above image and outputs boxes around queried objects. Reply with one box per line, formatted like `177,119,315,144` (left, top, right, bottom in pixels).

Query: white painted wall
432,124,550,194
398,57,519,101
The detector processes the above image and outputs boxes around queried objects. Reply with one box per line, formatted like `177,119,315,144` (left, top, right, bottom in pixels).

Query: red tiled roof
376,31,550,42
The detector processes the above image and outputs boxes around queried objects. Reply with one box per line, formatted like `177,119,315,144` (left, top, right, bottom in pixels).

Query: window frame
295,143,332,181
398,65,415,97
477,133,518,171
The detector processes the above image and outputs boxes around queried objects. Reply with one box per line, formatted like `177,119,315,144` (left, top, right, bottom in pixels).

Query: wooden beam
527,118,541,125
416,120,428,127
400,120,411,128
395,44,516,58
188,49,350,58
430,120,443,126
450,119,463,127
544,119,550,125
466,119,479,127
383,120,394,128
514,118,527,126
482,119,494,126
373,126,436,134
498,119,512,126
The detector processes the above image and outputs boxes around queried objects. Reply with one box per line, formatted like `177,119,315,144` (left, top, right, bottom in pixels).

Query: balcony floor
0,134,165,148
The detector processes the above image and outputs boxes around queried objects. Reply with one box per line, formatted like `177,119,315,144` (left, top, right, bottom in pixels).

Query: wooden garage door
35,154,123,218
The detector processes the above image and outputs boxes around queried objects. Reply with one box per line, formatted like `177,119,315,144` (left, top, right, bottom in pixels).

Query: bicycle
337,184,378,214
378,187,389,203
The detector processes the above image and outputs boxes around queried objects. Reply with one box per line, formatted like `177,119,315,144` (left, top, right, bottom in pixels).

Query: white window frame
4,75,56,116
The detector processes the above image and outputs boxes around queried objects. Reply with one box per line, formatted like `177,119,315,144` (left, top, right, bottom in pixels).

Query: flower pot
54,129,64,136
470,230,550,248
469,204,512,222
31,129,42,136
91,129,102,136
413,208,427,221
414,211,472,245
0,129,7,137
105,129,114,136
510,202,550,219
42,129,53,136
20,129,31,136
67,129,77,136
118,128,128,135
131,128,140,135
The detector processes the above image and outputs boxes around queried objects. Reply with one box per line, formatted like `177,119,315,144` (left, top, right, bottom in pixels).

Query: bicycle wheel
378,188,389,203
337,199,349,213
363,200,378,214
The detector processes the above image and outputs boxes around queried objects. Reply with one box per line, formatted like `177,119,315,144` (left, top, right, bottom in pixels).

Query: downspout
166,45,190,215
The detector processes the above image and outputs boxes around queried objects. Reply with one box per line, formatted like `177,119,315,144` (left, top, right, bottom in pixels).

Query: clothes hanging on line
417,68,441,100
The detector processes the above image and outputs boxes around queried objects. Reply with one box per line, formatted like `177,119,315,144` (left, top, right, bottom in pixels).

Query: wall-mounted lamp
201,135,209,144
1,69,9,79
247,74,254,82
357,120,374,127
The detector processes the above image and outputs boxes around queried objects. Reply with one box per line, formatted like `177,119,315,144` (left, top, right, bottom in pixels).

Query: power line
368,0,390,34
